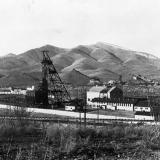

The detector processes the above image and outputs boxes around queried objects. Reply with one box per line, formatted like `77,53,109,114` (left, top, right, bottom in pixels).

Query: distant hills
0,42,160,87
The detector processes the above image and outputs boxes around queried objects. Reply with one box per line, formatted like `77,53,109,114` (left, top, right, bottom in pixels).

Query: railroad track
0,115,157,125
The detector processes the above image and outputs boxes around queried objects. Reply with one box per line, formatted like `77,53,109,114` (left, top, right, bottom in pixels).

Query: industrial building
87,85,123,109
87,85,152,113
87,85,123,102
0,86,34,95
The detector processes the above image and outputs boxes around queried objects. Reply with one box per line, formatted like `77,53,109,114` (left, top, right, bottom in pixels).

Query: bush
141,125,160,149
0,106,39,138
112,126,125,138
98,127,114,139
76,128,97,140
124,125,142,138
46,124,77,153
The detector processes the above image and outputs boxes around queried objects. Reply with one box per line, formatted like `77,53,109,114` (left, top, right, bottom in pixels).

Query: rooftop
89,86,106,92
100,86,116,94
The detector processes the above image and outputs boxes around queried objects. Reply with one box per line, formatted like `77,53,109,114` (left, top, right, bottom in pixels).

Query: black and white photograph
0,0,160,159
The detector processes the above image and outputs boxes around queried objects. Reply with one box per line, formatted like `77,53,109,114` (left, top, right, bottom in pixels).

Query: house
87,85,106,106
11,88,27,95
89,77,102,85
87,85,123,109
135,111,154,120
0,88,12,94
91,97,134,111
89,87,153,113
134,100,151,112
107,80,116,86
27,86,35,91
65,105,75,111
100,86,123,99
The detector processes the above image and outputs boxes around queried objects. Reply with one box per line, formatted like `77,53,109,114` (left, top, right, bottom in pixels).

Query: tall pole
84,87,87,128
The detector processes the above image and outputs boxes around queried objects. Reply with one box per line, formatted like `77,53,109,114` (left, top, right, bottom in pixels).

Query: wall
87,91,100,105
117,103,133,111
135,115,154,120
88,101,134,111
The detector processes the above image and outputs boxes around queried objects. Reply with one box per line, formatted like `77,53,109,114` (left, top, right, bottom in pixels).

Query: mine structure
35,50,71,108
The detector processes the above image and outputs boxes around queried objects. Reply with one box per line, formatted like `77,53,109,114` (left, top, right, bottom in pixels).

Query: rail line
0,115,158,126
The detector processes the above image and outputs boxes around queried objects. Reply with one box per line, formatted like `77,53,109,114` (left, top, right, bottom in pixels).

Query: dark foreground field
0,108,160,159
1,121,160,159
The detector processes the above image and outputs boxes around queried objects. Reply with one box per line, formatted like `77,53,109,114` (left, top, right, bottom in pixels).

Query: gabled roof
100,86,116,94
135,100,149,107
89,86,106,92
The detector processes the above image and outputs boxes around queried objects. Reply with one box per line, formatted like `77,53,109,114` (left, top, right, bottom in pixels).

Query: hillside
0,42,160,86
61,69,90,86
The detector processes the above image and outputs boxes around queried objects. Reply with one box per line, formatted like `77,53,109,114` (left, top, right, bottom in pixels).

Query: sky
0,0,160,57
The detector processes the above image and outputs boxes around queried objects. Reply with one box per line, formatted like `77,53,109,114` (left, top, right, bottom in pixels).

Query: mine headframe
40,50,71,108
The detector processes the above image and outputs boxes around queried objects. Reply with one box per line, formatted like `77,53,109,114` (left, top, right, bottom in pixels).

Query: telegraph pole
83,87,87,128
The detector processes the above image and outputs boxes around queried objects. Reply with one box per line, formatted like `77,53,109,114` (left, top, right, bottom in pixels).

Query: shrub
98,127,114,139
112,126,125,138
141,125,160,149
46,124,77,153
76,128,97,140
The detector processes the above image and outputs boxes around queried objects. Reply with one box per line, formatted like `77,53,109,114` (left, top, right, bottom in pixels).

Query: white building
135,112,154,120
134,100,151,112
0,88,12,94
87,85,125,110
0,87,28,95
134,106,151,112
87,85,106,106
65,105,75,111
11,88,27,95
27,86,35,91
91,99,134,111
87,85,152,113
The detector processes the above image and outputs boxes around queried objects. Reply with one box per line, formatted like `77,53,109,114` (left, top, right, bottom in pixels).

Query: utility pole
84,87,87,128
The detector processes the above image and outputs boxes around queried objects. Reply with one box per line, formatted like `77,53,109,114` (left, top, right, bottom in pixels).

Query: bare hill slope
0,42,160,86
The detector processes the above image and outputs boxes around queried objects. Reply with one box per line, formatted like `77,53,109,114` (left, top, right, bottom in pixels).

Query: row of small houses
89,97,151,112
0,86,35,95
87,85,160,120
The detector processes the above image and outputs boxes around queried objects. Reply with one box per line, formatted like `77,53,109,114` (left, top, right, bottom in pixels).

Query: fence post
94,119,96,129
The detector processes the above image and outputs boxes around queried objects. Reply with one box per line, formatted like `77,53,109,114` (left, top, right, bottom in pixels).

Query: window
88,98,90,101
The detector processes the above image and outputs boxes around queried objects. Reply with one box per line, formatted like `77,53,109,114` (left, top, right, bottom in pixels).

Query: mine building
87,85,156,114
134,112,154,120
134,100,151,112
90,97,134,111
87,85,123,107
88,77,102,86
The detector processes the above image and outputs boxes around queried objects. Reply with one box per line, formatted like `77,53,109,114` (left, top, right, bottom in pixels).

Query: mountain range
0,42,160,87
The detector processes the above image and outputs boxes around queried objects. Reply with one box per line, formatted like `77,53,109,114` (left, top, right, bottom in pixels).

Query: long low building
90,98,134,111
86,85,157,121
90,96,152,112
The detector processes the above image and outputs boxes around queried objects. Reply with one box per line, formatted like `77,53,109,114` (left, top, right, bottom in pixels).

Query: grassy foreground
0,121,160,159
0,107,160,159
